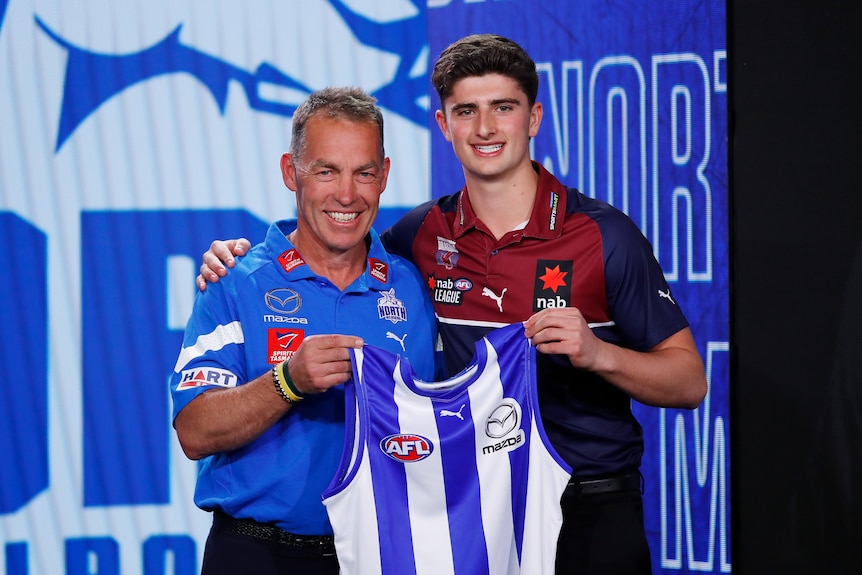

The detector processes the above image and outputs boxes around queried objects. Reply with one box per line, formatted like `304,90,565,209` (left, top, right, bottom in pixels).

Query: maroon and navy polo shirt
381,162,689,476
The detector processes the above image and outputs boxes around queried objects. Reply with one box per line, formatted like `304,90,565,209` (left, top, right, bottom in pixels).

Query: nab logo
380,433,434,462
533,260,573,311
429,276,471,306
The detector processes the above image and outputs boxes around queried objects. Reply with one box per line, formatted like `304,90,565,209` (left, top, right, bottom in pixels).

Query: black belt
566,472,642,496
212,510,336,556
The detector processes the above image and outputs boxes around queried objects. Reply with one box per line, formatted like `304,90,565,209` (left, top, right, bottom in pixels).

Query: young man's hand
196,238,252,290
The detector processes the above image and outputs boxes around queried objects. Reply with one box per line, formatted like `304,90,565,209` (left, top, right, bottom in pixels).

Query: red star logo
427,274,436,290
539,265,568,293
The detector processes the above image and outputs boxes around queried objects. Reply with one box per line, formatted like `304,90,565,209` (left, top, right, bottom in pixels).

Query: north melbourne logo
377,288,407,324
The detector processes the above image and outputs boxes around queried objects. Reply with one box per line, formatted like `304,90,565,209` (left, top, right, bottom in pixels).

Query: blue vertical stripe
366,354,417,574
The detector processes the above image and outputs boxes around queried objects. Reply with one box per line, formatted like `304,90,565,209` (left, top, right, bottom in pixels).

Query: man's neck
288,230,368,291
464,163,539,240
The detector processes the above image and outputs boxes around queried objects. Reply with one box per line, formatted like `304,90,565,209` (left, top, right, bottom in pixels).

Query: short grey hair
289,87,385,160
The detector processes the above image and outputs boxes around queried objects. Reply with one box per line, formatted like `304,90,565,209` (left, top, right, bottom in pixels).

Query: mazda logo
485,401,519,438
265,288,302,315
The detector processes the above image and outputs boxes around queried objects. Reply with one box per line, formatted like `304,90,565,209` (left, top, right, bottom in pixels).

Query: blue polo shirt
170,220,438,535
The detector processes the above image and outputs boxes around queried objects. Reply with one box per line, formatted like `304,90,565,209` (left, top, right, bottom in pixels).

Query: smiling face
281,114,390,264
435,73,542,187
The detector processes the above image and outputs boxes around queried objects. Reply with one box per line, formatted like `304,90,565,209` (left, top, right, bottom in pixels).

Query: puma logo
386,331,408,351
440,404,466,420
658,289,676,305
482,287,507,312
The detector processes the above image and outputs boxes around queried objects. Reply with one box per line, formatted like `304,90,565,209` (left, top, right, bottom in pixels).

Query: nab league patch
428,274,472,305
380,433,434,462
177,367,238,391
377,288,407,324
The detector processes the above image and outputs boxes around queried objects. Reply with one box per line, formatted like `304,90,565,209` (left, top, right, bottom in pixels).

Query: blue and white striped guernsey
322,322,572,574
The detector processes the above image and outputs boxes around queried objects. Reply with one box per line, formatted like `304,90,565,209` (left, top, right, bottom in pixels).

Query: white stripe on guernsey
392,367,456,575
469,339,520,573
323,349,382,574
173,321,243,372
330,444,382,573
436,316,615,330
346,351,365,470
519,414,571,573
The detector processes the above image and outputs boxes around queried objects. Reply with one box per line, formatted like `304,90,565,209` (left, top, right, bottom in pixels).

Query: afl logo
380,433,434,462
485,401,520,438
454,278,473,291
265,288,302,315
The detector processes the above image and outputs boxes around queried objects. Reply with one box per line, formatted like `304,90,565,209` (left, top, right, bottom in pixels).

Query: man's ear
379,156,391,194
280,153,298,191
435,109,453,142
529,101,543,138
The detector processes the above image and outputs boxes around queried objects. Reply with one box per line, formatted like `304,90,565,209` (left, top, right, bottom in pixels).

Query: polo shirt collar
452,162,568,240
271,220,393,291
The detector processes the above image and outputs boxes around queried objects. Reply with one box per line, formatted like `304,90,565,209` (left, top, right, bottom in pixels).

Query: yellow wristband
276,360,304,402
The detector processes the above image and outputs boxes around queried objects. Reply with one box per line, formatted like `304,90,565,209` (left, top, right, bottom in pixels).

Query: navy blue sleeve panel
379,199,436,262
580,194,690,352
536,351,644,477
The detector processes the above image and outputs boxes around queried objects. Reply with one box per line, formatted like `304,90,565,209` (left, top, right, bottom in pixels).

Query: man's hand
174,332,363,459
196,238,252,291
523,307,603,371
524,307,707,408
287,334,365,395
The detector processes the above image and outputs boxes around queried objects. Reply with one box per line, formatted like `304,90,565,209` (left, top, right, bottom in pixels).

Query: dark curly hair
431,34,539,108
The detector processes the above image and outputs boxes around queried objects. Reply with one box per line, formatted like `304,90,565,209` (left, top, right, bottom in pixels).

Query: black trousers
555,484,652,574
200,515,339,575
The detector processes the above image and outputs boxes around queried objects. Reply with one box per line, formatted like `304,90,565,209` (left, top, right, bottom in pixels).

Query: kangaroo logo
482,287,508,313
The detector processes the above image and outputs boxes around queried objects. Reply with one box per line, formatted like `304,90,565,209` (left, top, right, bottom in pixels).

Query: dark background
730,0,862,572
